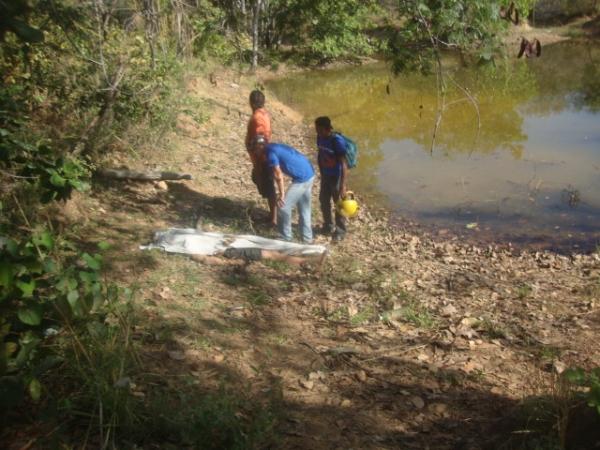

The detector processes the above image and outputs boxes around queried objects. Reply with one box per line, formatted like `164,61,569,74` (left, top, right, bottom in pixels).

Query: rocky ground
64,63,600,449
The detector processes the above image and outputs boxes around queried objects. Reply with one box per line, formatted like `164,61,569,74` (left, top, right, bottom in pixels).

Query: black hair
315,116,332,129
249,90,265,108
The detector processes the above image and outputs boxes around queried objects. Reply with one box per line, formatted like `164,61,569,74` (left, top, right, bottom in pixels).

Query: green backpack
334,132,358,169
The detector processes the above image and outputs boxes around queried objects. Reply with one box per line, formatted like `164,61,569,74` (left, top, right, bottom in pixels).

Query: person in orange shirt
245,90,277,226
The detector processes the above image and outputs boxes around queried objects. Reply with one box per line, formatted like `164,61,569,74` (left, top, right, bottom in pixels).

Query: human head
249,90,265,110
315,116,332,138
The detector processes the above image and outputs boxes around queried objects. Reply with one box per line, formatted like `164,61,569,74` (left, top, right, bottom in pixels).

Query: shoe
318,224,335,235
332,232,345,242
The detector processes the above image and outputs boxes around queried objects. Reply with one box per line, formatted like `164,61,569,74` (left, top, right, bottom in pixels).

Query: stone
410,396,425,409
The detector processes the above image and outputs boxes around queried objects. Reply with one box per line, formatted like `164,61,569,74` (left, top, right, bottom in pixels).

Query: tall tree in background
251,0,262,69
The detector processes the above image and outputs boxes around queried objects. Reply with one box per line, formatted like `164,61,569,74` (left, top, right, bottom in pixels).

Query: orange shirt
245,108,272,166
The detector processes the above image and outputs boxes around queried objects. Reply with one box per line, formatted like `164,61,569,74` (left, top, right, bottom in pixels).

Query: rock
462,360,483,373
158,286,172,300
340,399,352,407
168,350,185,361
213,353,225,363
114,377,131,388
299,379,314,390
441,304,457,317
348,304,358,317
410,395,425,409
155,180,168,191
356,370,367,382
308,371,325,381
553,360,567,374
428,402,449,416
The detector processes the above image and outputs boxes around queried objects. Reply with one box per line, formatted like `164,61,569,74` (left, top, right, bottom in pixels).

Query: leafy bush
563,367,600,415
0,232,113,415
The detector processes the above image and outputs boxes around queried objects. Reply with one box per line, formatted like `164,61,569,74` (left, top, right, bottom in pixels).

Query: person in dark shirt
254,136,315,243
315,116,348,241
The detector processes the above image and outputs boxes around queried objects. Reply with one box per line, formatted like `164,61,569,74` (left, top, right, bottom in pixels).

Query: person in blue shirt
254,136,315,243
315,116,348,241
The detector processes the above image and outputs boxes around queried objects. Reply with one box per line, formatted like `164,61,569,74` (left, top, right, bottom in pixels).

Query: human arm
272,165,286,208
334,134,348,198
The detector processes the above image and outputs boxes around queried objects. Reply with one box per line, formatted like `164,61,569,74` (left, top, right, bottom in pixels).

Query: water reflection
269,41,600,250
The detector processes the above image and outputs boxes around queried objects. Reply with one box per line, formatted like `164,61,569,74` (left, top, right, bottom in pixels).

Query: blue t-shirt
317,133,347,177
266,143,314,183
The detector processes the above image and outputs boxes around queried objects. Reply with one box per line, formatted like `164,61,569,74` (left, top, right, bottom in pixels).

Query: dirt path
71,65,600,449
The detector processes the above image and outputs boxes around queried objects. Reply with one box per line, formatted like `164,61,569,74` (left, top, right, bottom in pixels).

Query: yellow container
337,191,359,218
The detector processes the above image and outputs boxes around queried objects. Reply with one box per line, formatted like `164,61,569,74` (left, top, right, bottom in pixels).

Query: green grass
539,345,561,361
266,333,289,346
350,307,375,326
517,283,533,300
246,289,272,307
583,277,600,298
127,386,279,449
262,259,291,272
329,259,365,285
475,318,508,339
328,306,348,322
192,336,214,350
396,302,436,328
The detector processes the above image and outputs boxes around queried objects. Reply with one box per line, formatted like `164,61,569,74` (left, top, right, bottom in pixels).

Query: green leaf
0,261,14,288
67,290,79,308
564,367,586,385
79,271,97,284
69,179,90,192
0,376,24,410
43,258,59,274
4,342,18,357
82,253,101,271
33,355,63,376
24,259,44,275
97,241,112,251
33,230,54,250
49,171,66,187
9,19,44,43
3,239,18,256
15,333,40,367
16,279,36,297
87,321,107,340
28,378,42,401
18,304,43,326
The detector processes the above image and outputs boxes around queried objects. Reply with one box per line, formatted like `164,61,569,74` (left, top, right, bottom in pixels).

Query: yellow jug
337,191,359,218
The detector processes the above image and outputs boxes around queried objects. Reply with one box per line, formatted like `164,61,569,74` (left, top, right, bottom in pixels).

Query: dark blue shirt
266,143,314,183
317,133,347,177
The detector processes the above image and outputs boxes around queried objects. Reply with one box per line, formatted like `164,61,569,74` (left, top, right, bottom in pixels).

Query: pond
268,41,600,252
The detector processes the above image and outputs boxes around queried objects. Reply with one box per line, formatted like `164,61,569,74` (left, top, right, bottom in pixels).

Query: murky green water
269,41,600,251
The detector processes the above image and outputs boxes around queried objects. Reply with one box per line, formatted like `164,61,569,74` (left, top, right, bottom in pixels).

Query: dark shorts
223,247,263,261
251,165,275,199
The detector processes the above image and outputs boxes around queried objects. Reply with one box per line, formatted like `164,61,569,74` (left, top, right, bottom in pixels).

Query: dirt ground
68,58,600,449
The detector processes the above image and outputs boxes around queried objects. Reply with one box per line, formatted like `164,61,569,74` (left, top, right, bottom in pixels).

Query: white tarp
140,228,327,256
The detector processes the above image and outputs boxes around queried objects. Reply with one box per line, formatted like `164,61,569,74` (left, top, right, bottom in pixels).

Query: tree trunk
96,168,193,181
251,0,262,70
141,0,159,69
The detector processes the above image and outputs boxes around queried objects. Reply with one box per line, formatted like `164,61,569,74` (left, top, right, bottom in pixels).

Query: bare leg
261,250,326,267
268,196,278,226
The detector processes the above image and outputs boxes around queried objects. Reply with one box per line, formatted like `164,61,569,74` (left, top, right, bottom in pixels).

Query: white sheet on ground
140,228,327,256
